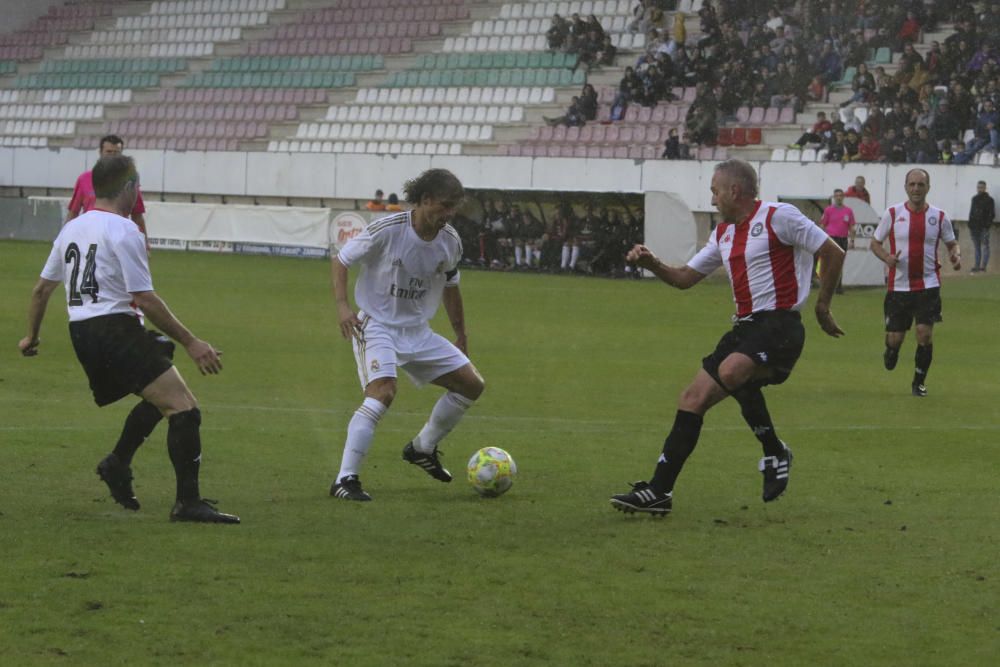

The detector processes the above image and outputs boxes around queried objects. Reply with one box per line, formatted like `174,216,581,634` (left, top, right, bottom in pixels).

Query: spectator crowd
541,0,1000,165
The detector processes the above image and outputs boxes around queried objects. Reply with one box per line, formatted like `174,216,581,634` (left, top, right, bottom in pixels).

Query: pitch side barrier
2,149,991,274
3,148,997,217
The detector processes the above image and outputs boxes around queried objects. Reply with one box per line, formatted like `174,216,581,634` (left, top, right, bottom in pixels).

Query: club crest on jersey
391,258,403,267
928,216,937,226
751,222,764,237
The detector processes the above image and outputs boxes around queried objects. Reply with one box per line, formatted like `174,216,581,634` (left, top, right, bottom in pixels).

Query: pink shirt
820,205,856,238
688,201,829,317
69,171,146,220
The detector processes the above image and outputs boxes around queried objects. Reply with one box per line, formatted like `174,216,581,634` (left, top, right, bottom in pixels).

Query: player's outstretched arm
131,291,222,375
442,285,468,355
625,244,704,289
814,238,845,338
19,278,60,356
331,256,361,340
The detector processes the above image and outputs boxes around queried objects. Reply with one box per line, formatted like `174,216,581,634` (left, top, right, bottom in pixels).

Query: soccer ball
467,447,517,497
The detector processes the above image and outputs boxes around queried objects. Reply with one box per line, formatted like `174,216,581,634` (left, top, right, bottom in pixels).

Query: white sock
337,397,387,482
412,392,474,454
569,245,579,268
561,244,570,268
533,248,542,265
515,245,523,265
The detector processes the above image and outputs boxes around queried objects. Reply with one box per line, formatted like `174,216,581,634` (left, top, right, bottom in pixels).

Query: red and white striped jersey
873,202,955,292
688,201,829,317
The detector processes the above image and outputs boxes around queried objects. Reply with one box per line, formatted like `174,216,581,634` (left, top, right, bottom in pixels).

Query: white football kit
40,209,152,322
336,211,468,388
687,201,829,317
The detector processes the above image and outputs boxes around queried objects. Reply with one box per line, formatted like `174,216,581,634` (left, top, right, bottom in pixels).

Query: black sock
112,401,163,466
649,410,703,495
734,386,787,458
914,343,933,385
167,408,202,503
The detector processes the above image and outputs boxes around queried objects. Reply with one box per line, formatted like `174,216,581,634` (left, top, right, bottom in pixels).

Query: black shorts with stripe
702,310,805,389
884,287,942,331
69,314,175,407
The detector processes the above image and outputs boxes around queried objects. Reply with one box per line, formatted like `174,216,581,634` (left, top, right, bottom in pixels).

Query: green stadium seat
874,47,891,64
837,66,856,87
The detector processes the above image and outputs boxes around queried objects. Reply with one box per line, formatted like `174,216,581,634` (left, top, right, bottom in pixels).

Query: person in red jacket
897,11,921,50
845,175,871,204
857,130,881,162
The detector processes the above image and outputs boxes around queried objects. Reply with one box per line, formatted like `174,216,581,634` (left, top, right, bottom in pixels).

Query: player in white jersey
611,159,846,515
330,169,485,501
18,156,239,524
870,168,961,397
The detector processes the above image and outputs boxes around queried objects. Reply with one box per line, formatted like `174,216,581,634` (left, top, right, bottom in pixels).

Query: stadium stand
0,0,994,164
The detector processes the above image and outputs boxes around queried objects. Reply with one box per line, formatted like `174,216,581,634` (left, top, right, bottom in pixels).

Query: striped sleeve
771,204,828,254
686,224,724,275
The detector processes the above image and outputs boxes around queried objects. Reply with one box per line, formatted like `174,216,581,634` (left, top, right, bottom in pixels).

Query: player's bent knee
140,367,198,417
459,369,485,401
364,378,397,406
677,385,709,413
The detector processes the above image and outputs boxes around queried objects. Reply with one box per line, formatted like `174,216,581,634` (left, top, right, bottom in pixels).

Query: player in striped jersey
870,168,961,397
611,159,845,515
330,169,485,501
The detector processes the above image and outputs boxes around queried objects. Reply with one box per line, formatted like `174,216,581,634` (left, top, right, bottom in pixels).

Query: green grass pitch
1,241,997,665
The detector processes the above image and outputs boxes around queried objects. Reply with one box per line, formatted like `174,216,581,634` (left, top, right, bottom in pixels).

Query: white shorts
352,312,470,389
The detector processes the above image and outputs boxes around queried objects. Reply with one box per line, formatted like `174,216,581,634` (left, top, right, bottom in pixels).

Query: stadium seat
770,148,786,161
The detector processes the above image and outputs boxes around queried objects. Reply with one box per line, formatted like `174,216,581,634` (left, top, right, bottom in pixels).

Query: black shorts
884,288,942,331
702,310,805,389
69,314,175,407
